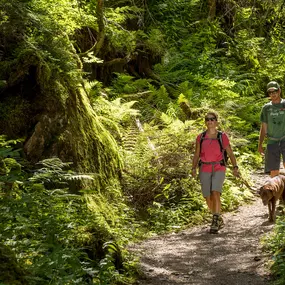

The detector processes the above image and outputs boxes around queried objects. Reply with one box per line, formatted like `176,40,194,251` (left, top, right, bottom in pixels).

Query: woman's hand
233,167,239,177
191,168,197,177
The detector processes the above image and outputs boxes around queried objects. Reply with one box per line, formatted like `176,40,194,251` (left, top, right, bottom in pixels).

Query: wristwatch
233,165,238,170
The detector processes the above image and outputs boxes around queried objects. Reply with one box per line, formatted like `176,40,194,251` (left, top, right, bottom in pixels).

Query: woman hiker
191,111,239,234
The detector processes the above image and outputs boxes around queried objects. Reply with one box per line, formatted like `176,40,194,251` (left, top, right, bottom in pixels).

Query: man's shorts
199,171,226,197
266,141,285,172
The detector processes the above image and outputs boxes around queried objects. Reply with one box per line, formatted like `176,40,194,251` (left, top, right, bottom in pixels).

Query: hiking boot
210,214,219,234
218,215,224,229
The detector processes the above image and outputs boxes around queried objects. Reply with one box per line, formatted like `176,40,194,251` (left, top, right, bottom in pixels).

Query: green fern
122,123,139,152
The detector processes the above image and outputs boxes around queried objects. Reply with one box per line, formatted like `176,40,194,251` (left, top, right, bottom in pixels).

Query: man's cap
267,81,280,92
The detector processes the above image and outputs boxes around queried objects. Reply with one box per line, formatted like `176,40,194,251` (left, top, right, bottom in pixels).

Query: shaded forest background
1,0,285,284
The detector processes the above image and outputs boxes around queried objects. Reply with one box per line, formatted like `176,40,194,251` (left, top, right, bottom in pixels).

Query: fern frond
67,175,94,181
122,124,139,152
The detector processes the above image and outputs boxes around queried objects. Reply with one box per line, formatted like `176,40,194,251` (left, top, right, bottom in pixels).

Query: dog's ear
257,187,263,195
264,185,274,191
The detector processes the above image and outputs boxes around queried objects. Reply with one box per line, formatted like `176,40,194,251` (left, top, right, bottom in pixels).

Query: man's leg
281,141,285,174
270,170,280,177
267,143,281,177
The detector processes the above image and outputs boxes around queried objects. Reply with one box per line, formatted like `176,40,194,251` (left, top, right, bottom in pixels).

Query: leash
235,174,255,191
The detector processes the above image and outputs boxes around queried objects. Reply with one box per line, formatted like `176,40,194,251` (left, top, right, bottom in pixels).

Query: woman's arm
225,144,239,177
191,139,200,177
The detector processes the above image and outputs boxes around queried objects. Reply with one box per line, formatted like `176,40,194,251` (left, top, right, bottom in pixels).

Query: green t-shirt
260,99,285,144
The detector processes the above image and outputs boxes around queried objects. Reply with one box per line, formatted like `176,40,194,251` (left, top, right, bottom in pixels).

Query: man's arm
258,122,267,155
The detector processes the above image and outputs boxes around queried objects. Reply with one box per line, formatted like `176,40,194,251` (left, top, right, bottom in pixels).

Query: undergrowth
0,105,258,284
262,217,285,285
0,137,141,285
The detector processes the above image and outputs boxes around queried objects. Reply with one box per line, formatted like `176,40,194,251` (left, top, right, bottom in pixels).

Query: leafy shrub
262,218,285,285
0,147,140,284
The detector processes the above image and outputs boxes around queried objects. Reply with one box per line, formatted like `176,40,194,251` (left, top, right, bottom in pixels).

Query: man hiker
258,81,285,177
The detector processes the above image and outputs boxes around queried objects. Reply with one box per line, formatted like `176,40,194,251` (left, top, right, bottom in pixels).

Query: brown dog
258,175,285,222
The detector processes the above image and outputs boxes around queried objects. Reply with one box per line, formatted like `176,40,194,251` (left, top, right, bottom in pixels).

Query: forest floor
130,169,278,285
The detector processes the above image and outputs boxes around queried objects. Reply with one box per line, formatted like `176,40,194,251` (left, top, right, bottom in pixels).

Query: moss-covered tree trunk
22,76,121,190
0,0,122,190
1,66,121,190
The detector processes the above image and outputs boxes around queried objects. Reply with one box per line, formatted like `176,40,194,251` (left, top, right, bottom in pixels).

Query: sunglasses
205,117,217,122
268,90,278,95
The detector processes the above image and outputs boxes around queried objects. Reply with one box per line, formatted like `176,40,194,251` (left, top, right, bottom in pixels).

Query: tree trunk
79,0,105,57
208,0,216,20
0,53,121,191
23,78,121,190
0,0,121,191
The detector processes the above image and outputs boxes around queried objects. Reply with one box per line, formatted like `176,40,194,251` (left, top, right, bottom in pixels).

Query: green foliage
0,0,81,86
147,0,206,45
94,97,140,124
4,0,285,282
0,96,31,137
230,30,264,69
145,28,166,57
263,219,285,285
0,135,140,284
0,182,138,284
0,243,28,285
147,178,206,232
1,176,93,284
109,74,151,97
221,177,254,212
121,114,252,233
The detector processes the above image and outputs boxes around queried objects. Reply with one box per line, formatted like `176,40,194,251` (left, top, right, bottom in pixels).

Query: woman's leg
205,196,213,213
211,190,221,214
209,190,223,233
199,171,212,212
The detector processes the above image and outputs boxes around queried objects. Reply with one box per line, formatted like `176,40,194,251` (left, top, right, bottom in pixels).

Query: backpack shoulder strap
199,131,207,155
201,131,207,139
199,131,207,145
217,131,224,151
217,131,228,166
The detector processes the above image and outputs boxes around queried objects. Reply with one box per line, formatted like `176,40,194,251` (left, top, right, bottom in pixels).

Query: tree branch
79,0,105,57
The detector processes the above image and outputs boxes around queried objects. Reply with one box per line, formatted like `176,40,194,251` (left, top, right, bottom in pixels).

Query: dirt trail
131,171,276,285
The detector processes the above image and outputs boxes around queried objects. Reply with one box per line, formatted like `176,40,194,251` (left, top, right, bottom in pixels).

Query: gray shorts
266,141,285,172
199,171,226,197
